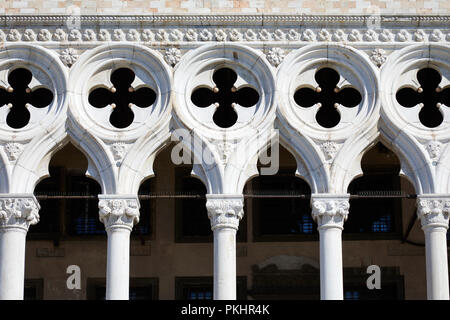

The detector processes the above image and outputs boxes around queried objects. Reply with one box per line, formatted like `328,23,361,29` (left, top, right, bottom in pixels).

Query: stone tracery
0,14,447,301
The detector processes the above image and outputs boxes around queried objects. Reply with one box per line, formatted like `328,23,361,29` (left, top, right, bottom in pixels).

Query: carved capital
311,194,350,229
206,195,244,231
417,195,450,229
98,195,140,231
0,195,40,231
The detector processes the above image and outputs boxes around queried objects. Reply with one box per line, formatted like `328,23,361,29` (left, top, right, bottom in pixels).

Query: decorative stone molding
98,195,140,231
4,142,24,161
370,48,387,67
60,48,79,67
68,44,172,140
164,47,182,67
380,44,449,194
416,195,450,229
0,195,40,231
320,141,340,162
206,195,244,231
425,141,443,160
0,44,68,141
311,194,350,229
6,26,445,45
266,47,286,67
0,27,448,45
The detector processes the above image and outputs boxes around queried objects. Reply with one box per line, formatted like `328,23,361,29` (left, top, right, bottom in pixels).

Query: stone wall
0,0,448,15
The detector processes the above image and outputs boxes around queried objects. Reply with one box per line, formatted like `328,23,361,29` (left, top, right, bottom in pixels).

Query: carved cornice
311,194,350,230
417,195,450,229
0,195,40,231
0,15,448,49
98,195,140,231
206,195,244,231
1,15,448,26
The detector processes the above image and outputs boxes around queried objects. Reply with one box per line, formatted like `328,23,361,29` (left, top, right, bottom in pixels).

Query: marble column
206,194,244,300
0,195,40,300
311,194,350,300
98,195,140,300
416,195,450,300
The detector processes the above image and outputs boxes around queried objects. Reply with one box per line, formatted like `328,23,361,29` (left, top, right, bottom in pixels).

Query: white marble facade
0,14,448,300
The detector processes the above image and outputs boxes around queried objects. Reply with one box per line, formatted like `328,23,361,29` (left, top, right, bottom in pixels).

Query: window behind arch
345,143,415,239
247,145,316,242
31,142,105,241
175,166,211,241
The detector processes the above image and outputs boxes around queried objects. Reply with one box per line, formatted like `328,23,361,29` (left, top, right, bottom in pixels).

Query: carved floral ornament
0,197,40,230
311,198,350,229
98,198,140,230
417,198,450,228
0,26,449,44
206,198,244,230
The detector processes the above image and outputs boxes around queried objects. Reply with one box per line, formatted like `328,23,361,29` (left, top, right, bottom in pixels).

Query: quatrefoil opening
396,68,449,128
191,68,260,128
88,68,157,129
294,67,362,128
0,68,54,129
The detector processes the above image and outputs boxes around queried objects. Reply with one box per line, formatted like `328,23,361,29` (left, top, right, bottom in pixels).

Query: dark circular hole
8,68,32,89
110,106,135,129
212,68,237,89
213,106,238,128
315,105,341,128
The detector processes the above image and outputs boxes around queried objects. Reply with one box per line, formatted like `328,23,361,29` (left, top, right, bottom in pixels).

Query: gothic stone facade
0,11,448,300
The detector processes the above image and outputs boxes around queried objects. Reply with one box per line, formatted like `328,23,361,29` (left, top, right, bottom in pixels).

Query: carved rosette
417,196,450,229
320,141,339,162
98,197,140,231
206,196,244,231
0,196,40,231
4,142,24,161
311,195,350,229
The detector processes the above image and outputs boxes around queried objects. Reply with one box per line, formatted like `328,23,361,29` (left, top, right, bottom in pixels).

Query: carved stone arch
233,128,319,195
380,44,450,194
68,43,172,194
118,127,171,195
173,43,277,195
276,44,380,193
0,44,68,193
436,143,450,193
276,120,328,194
330,125,379,193
169,124,224,194
380,123,434,194
65,123,115,194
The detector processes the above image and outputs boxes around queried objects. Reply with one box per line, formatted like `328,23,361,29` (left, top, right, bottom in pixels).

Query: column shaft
214,227,237,299
311,194,349,300
424,226,449,299
98,195,140,301
319,227,343,300
0,195,40,300
0,228,27,299
106,227,131,300
206,194,244,301
417,196,450,300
